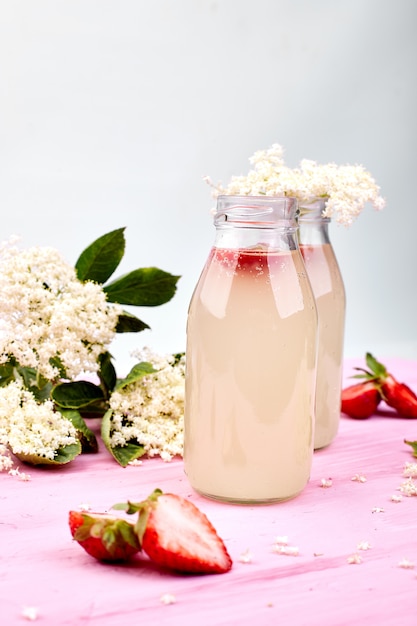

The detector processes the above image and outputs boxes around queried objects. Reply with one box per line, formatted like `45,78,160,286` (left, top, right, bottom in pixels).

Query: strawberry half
341,380,381,418
380,374,417,418
353,353,417,419
114,490,232,575
68,510,140,562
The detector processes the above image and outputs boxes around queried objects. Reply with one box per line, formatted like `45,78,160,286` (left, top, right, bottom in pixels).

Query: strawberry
114,489,232,575
341,380,381,418
353,353,417,419
68,510,140,562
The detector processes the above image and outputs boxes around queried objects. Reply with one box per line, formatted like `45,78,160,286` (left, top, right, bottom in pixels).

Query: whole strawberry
341,380,381,419
69,510,140,562
114,489,232,575
352,353,417,419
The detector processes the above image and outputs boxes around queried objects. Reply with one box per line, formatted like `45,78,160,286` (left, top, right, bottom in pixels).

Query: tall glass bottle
298,200,346,449
184,195,318,504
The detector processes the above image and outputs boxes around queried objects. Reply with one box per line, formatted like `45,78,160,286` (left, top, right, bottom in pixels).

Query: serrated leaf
14,442,82,465
75,228,126,284
101,409,145,467
115,310,150,333
51,381,105,409
103,268,180,307
61,409,98,453
114,361,156,391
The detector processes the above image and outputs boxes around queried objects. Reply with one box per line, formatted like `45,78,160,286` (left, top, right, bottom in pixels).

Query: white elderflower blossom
399,477,417,497
0,240,121,380
0,381,79,462
206,143,385,226
403,462,417,478
108,349,185,461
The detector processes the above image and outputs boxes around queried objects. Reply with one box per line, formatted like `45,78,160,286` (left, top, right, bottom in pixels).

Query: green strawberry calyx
112,488,163,543
74,512,140,556
352,352,388,384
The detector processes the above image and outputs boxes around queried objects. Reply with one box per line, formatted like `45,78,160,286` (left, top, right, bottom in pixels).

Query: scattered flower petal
128,459,143,467
399,478,417,497
22,607,38,621
239,549,253,564
160,593,176,605
274,536,289,546
390,494,403,503
357,541,372,551
372,507,384,513
273,545,299,556
320,478,333,488
347,553,362,564
403,462,417,478
351,474,367,483
398,559,415,570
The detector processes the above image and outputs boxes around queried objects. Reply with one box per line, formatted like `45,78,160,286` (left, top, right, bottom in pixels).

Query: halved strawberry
353,353,417,418
341,381,381,418
114,490,232,575
68,510,140,562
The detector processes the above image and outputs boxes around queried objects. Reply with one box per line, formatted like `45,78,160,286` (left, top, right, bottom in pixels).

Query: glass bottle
184,195,318,504
298,200,346,449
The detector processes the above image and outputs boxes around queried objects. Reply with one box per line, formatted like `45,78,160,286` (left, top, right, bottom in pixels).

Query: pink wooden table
1,358,416,625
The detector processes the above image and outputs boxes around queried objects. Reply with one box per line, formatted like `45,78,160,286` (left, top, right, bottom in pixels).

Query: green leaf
0,363,16,387
115,310,150,333
14,442,82,465
51,381,105,409
405,439,417,457
365,353,387,378
114,361,157,391
101,409,145,467
103,268,180,307
98,351,117,393
75,228,126,284
49,356,68,379
61,409,98,453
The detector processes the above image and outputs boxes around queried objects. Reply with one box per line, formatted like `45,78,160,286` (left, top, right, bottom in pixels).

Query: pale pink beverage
300,243,346,449
184,245,318,503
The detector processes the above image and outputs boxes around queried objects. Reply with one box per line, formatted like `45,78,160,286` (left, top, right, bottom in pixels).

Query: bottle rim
215,195,299,228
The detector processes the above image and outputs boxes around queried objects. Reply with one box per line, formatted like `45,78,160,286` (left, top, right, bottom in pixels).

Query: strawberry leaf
365,352,387,378
404,439,417,457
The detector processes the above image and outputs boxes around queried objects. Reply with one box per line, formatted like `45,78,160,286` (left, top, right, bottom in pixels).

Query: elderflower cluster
108,348,185,461
0,381,79,463
0,239,121,380
206,143,385,226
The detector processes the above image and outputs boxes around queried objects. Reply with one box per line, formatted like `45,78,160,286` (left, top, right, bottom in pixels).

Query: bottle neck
214,195,300,252
214,226,299,252
298,199,331,245
298,219,330,245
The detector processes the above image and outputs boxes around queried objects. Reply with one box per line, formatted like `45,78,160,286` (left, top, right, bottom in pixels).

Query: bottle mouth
215,195,299,228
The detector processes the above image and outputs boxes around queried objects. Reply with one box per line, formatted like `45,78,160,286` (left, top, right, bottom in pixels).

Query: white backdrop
1,0,416,375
